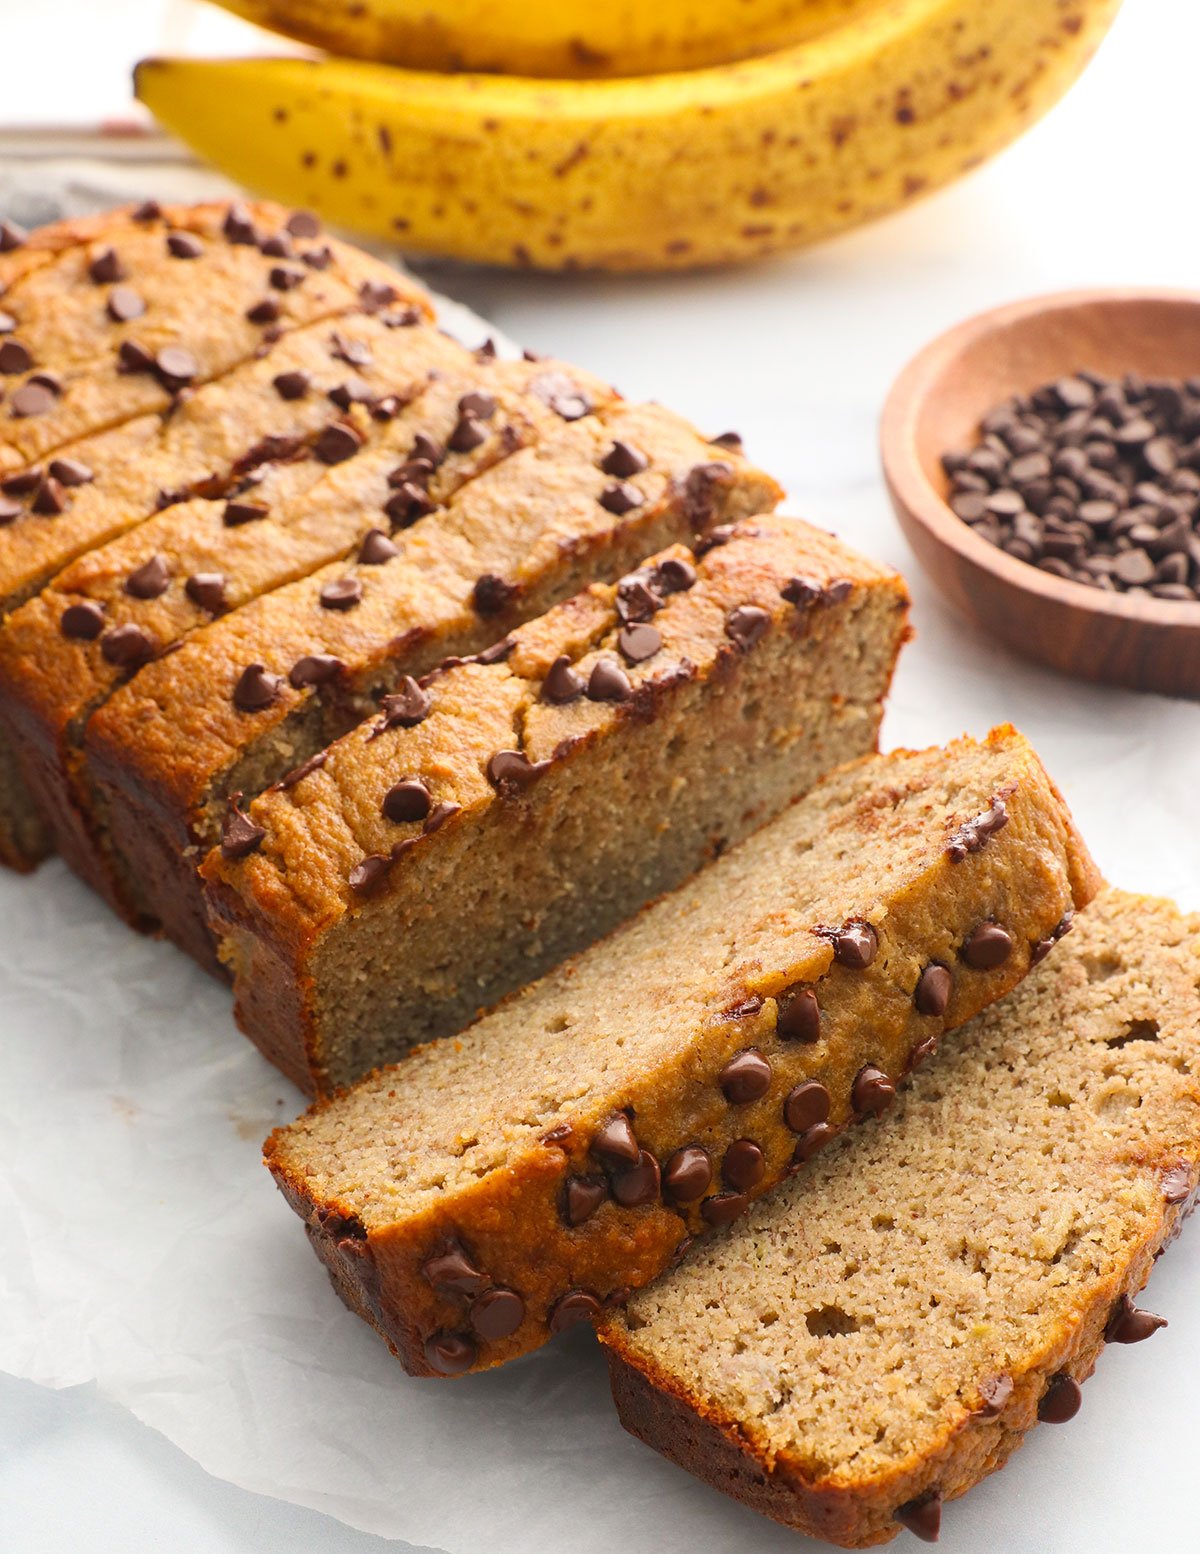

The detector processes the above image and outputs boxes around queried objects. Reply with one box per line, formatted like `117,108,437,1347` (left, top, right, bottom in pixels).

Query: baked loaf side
0,353,615,896
204,514,909,1092
600,890,1200,1548
0,199,429,474
86,408,780,966
264,727,1100,1376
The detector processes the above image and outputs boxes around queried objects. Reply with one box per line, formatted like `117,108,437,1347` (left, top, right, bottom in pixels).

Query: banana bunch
137,0,1121,272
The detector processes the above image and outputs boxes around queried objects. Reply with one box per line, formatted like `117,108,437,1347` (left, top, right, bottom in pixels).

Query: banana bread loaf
0,351,614,892
204,514,909,1092
84,404,779,967
0,199,427,474
600,889,1200,1548
264,727,1099,1376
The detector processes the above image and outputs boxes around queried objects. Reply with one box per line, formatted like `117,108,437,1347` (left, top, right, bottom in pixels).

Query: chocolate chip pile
942,370,1200,602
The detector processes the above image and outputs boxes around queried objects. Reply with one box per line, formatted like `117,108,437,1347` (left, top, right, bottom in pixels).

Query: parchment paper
3,164,1200,1554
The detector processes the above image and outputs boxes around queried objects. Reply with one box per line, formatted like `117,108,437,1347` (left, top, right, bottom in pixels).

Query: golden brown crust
264,729,1099,1376
599,892,1199,1546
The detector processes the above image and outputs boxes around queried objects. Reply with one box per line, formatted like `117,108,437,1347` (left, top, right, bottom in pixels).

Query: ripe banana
208,0,863,77
137,0,1121,273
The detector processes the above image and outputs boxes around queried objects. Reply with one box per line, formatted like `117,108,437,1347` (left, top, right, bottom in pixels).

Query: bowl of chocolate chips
881,289,1200,698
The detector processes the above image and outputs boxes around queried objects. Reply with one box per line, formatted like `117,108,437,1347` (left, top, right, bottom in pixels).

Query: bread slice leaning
264,726,1099,1377
600,888,1200,1548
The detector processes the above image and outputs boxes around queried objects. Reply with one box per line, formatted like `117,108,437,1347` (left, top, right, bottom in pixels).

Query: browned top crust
0,198,431,475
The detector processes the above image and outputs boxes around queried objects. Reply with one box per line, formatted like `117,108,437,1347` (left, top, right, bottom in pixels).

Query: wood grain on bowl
881,290,1200,699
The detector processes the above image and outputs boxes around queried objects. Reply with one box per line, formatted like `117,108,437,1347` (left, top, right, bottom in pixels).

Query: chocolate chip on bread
263,727,1099,1376
203,514,909,1092
0,199,429,475
600,889,1199,1548
0,351,616,897
81,403,780,966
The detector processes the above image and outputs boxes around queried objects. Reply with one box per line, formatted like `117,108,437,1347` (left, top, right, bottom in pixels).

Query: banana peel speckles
136,0,1122,273
206,0,869,78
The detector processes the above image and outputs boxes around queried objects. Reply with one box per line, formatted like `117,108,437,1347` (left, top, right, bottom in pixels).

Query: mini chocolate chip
384,482,436,528
600,440,649,478
3,469,42,496
223,203,260,244
314,420,365,464
233,662,283,712
423,1331,476,1376
424,801,460,834
655,556,697,594
61,601,105,640
719,1049,772,1104
359,279,399,312
270,264,306,291
448,414,486,453
946,798,1009,861
273,369,310,400
131,200,161,222
700,1191,750,1226
587,659,632,702
475,637,514,664
1106,1294,1167,1344
118,339,155,374
260,232,294,258
329,379,372,411
374,677,432,734
277,749,327,790
289,654,344,688
611,1150,661,1207
542,654,585,704
88,246,125,284
564,1175,609,1226
125,554,170,599
599,481,643,515
549,1289,602,1333
542,1122,573,1146
470,1287,525,1341
974,1375,1013,1417
895,1491,941,1544
286,209,322,238
1038,1372,1082,1423
1162,1165,1192,1204
0,219,28,251
614,576,662,624
383,777,432,824
223,498,269,526
348,854,393,894
320,576,363,610
663,1146,712,1201
473,573,517,616
330,330,372,367
852,1064,896,1117
909,1033,940,1071
100,623,156,669
914,963,952,1017
791,1122,836,1165
618,622,661,663
783,1081,831,1134
0,339,33,374
1031,912,1074,964
185,572,227,613
828,920,878,969
358,527,398,564
10,381,56,417
48,458,93,487
221,794,266,860
458,389,496,420
166,230,203,259
155,346,197,384
711,430,743,449
486,749,549,790
726,604,770,649
531,370,592,421
31,476,66,515
593,1113,640,1167
722,1139,765,1191
247,297,281,325
776,986,820,1043
962,921,1013,970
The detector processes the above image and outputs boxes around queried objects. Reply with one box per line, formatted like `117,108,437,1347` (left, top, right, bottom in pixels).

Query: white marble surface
5,1,1200,1550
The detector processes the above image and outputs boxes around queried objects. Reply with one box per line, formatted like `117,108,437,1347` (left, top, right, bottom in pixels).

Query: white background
4,2,1200,1551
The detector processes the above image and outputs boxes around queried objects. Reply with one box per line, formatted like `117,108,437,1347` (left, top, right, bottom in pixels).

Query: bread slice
0,351,613,892
204,514,908,1092
264,727,1099,1376
84,406,779,968
0,199,427,475
600,888,1200,1547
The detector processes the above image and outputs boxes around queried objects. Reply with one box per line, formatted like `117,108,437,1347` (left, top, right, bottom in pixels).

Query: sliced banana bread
0,352,613,892
84,407,779,967
204,514,908,1092
600,889,1200,1548
264,727,1099,1376
0,199,427,473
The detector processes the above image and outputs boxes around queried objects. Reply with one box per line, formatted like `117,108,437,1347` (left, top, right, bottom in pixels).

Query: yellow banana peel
137,0,1121,273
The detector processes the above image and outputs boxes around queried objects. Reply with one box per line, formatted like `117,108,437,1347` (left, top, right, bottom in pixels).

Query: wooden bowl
881,289,1200,699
